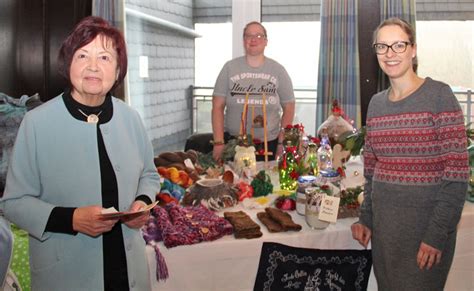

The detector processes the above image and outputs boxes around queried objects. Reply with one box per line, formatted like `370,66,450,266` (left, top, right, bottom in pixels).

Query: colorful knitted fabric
142,203,233,281
144,203,233,248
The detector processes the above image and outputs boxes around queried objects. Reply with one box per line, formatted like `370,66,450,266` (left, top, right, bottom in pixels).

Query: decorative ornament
250,170,273,197
78,109,102,124
234,145,257,177
317,99,354,145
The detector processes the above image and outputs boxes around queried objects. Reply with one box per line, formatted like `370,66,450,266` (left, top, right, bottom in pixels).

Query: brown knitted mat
265,207,302,231
257,212,284,233
224,211,262,239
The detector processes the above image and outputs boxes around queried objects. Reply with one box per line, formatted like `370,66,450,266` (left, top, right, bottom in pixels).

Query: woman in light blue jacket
0,16,160,290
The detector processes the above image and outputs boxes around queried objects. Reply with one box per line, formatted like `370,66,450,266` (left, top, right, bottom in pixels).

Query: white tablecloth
147,202,474,291
146,205,372,291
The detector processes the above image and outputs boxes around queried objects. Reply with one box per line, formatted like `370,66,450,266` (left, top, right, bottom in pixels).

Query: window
194,21,321,134
417,21,473,90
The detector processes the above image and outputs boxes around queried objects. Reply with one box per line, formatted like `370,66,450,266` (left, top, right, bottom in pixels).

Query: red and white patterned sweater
360,78,469,250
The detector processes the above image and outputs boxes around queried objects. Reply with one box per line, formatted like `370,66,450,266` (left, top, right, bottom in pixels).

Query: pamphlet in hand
100,201,158,219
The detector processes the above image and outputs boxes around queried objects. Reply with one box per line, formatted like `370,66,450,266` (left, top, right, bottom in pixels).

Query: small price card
184,158,195,170
318,195,341,223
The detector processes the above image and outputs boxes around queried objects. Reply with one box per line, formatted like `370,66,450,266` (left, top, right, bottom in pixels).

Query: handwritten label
318,195,340,223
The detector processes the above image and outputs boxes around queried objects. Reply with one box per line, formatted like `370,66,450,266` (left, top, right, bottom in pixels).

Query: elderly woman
0,16,160,290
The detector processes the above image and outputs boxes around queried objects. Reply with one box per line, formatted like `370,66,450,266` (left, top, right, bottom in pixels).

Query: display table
146,206,375,291
146,202,473,291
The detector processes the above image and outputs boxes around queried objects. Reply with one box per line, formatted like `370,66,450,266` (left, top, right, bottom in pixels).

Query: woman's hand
351,223,372,248
73,206,118,237
417,242,442,270
121,201,150,229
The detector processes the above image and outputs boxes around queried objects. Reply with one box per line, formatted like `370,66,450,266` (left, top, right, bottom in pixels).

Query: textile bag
254,242,372,291
0,93,41,194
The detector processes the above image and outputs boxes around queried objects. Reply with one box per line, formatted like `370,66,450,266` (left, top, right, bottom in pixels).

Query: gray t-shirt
213,56,295,140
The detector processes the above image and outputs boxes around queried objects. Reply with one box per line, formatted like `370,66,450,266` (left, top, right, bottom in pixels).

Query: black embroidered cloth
254,242,372,291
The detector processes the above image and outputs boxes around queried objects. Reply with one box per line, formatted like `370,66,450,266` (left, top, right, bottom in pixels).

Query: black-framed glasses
373,41,412,55
244,33,266,41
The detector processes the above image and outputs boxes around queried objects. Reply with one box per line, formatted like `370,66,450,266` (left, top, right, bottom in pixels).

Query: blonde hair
373,17,416,45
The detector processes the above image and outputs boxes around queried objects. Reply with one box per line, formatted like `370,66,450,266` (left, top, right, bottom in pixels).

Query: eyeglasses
244,34,266,41
373,41,412,55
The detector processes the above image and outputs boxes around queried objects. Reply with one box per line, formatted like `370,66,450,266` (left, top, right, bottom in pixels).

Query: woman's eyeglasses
373,41,412,55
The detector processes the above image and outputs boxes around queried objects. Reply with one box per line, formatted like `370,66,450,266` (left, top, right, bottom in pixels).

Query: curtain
377,0,417,91
92,0,126,100
92,0,122,28
316,0,360,130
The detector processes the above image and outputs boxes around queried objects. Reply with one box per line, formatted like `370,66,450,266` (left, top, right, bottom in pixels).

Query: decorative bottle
278,141,298,190
317,128,333,172
303,142,318,176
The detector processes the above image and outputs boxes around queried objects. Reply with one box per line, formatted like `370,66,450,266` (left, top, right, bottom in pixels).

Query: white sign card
318,195,341,223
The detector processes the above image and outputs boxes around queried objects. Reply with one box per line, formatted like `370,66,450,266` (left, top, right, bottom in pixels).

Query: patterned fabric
10,224,30,291
0,93,41,194
144,203,233,248
380,0,416,27
364,79,469,186
360,78,469,290
317,0,361,128
143,203,234,281
254,242,372,291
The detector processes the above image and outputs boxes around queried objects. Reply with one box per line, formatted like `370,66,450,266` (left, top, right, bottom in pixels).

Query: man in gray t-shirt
212,21,295,161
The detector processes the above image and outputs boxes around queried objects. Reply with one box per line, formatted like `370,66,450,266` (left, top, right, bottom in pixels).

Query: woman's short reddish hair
58,16,127,91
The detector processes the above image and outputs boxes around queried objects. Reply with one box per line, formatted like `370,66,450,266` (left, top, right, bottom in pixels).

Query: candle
243,92,249,136
239,92,250,136
262,93,269,164
251,104,255,139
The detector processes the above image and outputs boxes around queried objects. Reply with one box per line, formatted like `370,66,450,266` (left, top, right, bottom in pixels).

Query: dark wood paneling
358,0,381,125
0,0,18,96
0,0,91,101
16,0,46,98
46,0,92,99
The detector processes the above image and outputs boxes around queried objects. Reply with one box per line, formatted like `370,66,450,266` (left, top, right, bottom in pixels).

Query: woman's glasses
373,41,412,55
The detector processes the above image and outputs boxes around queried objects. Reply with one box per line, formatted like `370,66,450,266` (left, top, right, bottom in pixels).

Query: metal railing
454,89,474,125
191,86,474,134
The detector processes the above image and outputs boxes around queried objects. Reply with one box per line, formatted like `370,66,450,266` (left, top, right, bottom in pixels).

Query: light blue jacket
0,94,160,291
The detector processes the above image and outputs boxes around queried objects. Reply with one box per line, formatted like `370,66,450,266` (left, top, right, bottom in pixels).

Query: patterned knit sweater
359,77,469,250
